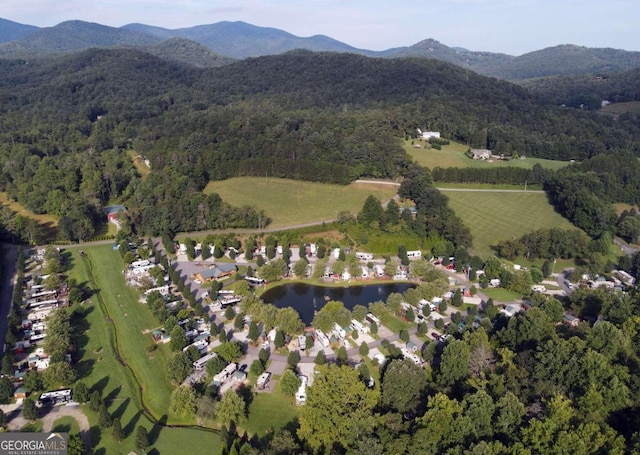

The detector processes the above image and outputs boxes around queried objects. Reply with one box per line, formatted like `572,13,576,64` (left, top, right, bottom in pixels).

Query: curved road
4,403,91,449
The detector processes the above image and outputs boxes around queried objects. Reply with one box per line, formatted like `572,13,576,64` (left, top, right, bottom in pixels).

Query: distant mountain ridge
1,18,639,80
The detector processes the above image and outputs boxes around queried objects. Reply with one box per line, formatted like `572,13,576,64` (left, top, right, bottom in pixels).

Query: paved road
614,236,639,257
437,188,545,193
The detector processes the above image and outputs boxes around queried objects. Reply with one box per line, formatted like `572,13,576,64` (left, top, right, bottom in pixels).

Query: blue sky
4,0,639,55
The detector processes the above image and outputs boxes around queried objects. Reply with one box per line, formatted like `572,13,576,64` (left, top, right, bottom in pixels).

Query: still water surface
261,282,415,325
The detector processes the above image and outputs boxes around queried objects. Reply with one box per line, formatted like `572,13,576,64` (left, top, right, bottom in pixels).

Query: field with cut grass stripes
444,190,579,259
66,246,221,454
205,177,398,228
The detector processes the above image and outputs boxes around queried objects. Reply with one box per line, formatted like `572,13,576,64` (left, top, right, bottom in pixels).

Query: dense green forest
1,48,639,239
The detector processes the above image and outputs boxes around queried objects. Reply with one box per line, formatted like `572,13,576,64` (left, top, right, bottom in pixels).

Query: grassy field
204,177,398,228
0,192,58,240
66,246,221,454
601,101,640,116
444,190,579,259
405,140,570,171
51,416,81,435
482,288,523,302
128,150,151,179
244,378,300,436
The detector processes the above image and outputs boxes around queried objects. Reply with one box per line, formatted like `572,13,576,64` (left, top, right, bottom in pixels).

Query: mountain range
1,18,640,80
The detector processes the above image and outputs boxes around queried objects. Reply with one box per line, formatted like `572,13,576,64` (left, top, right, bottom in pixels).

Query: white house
422,131,441,140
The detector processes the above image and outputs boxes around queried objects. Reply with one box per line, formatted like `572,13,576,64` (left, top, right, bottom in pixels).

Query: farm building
105,204,127,228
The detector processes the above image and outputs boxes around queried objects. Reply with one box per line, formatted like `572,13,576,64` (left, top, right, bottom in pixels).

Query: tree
314,350,327,365
42,361,76,390
281,369,302,396
336,346,349,366
370,320,378,335
217,341,242,362
206,355,227,379
381,359,428,415
135,425,150,452
274,330,285,348
67,434,85,455
250,359,265,376
73,381,89,403
234,312,245,330
167,352,193,383
99,402,112,428
248,321,259,343
352,304,368,322
358,195,385,228
23,397,39,421
452,289,463,307
0,376,12,404
0,408,6,429
24,370,43,395
259,347,269,364
287,350,300,369
169,326,189,352
405,306,415,322
399,329,410,342
359,341,369,357
89,390,102,412
438,340,471,389
495,392,526,435
298,365,379,453
217,390,246,425
225,305,236,321
170,385,197,416
112,417,124,442
293,259,308,278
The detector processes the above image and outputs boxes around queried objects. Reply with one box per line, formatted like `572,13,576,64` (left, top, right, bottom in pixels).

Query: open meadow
66,245,221,454
405,140,570,171
443,190,579,259
204,177,398,228
0,192,58,240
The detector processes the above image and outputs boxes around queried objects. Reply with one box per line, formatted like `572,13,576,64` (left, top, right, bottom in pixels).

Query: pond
261,282,415,325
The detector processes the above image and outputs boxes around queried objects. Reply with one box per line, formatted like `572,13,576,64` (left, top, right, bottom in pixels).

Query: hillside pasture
204,177,398,228
443,189,578,259
601,101,640,116
0,192,58,240
405,140,570,171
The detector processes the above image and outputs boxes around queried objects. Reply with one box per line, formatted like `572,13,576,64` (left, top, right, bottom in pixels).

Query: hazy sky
3,0,639,55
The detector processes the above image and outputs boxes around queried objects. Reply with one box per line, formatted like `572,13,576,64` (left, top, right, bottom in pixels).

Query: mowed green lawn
405,140,570,171
244,378,300,436
204,177,398,228
444,190,579,259
66,246,221,454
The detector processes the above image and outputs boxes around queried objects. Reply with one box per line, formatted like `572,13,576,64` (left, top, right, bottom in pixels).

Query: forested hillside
0,48,639,239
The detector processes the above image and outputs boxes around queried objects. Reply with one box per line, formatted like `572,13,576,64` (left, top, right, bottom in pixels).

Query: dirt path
6,403,91,450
